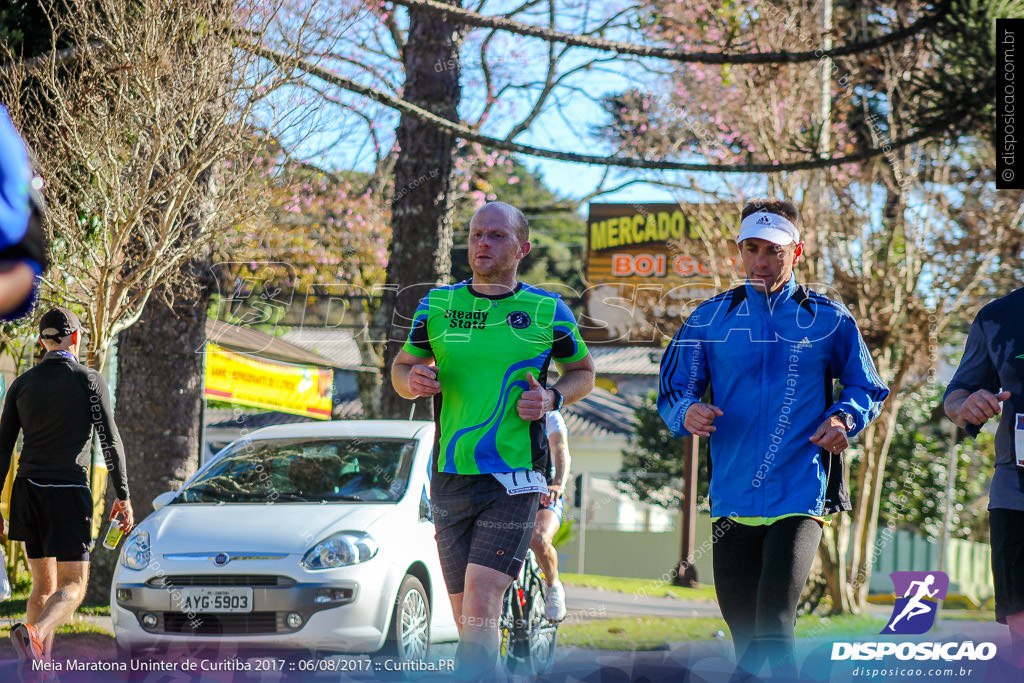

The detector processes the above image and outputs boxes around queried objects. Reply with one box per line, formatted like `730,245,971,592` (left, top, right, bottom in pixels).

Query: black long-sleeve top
0,352,129,499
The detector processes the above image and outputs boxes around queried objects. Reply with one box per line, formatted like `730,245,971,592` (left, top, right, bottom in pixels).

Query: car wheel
382,575,431,662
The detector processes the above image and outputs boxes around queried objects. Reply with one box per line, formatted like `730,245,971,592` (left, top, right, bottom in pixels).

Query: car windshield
175,437,417,504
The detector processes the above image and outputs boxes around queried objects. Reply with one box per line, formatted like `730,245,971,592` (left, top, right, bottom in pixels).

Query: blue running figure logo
882,571,949,635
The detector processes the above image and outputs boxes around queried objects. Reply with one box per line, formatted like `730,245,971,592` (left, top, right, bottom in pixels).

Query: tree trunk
84,260,211,603
354,302,382,419
850,394,902,607
379,1,464,419
819,513,855,614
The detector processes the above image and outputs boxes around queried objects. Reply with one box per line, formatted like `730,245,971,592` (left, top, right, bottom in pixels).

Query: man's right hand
407,364,441,397
112,498,135,532
684,403,723,437
958,389,1011,426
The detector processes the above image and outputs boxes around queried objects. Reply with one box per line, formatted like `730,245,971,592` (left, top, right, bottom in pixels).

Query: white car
110,420,458,659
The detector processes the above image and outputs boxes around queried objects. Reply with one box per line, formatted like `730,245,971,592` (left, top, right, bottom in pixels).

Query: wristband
550,387,564,411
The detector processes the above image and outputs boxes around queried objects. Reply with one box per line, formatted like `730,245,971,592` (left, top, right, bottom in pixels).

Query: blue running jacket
0,104,43,319
0,105,32,252
658,276,889,517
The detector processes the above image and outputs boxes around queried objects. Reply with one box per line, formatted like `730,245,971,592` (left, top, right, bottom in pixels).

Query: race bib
491,470,548,496
1016,414,1024,469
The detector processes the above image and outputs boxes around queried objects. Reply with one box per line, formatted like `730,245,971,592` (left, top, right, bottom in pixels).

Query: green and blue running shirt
403,281,588,476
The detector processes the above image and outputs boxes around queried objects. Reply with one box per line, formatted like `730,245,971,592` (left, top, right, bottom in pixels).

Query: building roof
279,328,375,373
563,386,640,438
205,320,338,369
588,345,662,376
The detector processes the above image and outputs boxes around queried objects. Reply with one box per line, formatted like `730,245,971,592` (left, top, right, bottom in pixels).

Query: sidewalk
563,583,724,620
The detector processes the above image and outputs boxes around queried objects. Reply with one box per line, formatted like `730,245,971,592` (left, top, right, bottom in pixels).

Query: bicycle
499,549,559,676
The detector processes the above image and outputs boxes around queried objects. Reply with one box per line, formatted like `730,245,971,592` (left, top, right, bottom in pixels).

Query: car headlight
301,531,378,570
120,530,150,570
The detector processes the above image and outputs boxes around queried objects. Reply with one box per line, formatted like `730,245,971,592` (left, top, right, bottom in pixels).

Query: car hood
141,503,392,555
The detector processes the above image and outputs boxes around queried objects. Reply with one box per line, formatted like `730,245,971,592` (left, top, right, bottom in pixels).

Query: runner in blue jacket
658,199,889,677
0,104,48,319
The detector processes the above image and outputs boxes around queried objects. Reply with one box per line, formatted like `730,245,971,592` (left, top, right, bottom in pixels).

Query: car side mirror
419,486,432,522
152,490,177,511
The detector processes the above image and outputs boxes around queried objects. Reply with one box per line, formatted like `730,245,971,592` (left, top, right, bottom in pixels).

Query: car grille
147,575,296,587
162,612,281,635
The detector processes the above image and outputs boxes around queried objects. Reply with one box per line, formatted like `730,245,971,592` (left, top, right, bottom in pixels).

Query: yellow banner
205,343,333,419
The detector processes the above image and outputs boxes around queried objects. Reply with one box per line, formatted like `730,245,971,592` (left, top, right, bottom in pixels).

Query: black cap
39,307,80,340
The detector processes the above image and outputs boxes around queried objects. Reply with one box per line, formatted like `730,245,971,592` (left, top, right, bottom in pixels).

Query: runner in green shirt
392,201,594,678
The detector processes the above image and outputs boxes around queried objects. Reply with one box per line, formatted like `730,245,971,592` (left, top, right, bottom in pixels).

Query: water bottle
102,513,125,550
0,546,12,602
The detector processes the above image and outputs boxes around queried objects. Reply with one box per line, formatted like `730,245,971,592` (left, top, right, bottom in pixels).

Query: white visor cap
736,211,800,245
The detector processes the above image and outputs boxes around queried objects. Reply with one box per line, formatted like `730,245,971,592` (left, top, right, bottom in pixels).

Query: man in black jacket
0,307,133,665
943,288,1024,667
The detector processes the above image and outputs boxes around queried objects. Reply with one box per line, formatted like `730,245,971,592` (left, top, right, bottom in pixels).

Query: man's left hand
517,371,551,421
810,415,850,454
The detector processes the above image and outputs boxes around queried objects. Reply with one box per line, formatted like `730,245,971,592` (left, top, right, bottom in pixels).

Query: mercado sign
584,203,742,344
586,203,741,284
204,343,333,419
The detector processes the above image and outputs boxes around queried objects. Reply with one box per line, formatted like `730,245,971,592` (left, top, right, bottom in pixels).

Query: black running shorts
8,477,92,562
430,472,539,594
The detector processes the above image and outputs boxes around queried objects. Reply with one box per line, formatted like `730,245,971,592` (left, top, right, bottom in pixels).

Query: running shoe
544,581,566,621
10,622,44,665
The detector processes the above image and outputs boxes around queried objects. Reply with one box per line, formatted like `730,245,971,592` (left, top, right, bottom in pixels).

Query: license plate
175,587,253,613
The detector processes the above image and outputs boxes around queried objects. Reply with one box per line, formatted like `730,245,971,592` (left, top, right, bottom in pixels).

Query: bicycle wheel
499,582,526,674
524,578,558,674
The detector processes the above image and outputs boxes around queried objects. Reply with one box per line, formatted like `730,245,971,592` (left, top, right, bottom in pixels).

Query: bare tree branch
244,39,964,174
387,0,951,64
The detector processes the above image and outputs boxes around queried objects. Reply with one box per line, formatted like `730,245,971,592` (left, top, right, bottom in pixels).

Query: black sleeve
85,369,130,500
407,316,433,354
944,316,998,398
943,315,998,438
552,328,576,359
0,378,21,482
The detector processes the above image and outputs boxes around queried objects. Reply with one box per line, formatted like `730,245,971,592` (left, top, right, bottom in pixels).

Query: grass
560,572,719,602
938,609,997,622
559,614,887,650
0,592,109,619
0,597,28,619
0,619,112,637
0,618,115,660
79,604,112,617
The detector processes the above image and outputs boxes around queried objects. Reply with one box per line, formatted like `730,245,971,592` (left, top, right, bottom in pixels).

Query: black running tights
712,515,823,675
